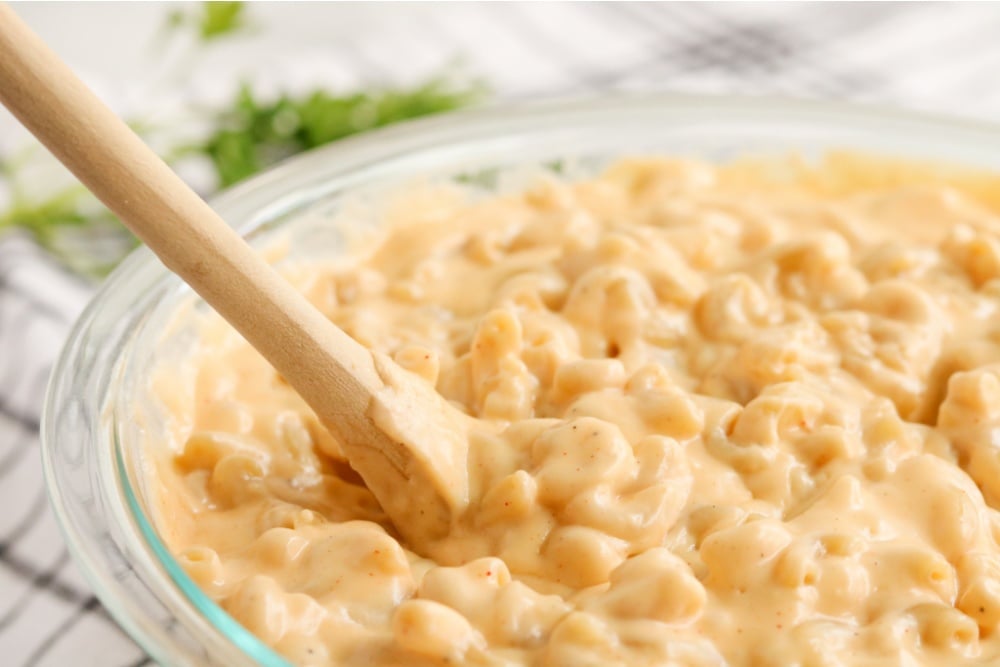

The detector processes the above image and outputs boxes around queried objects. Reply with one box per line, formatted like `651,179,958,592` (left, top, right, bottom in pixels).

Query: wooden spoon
0,5,468,544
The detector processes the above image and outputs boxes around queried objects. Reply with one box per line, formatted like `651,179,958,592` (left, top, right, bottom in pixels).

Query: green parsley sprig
0,2,486,278
203,77,487,188
166,1,248,41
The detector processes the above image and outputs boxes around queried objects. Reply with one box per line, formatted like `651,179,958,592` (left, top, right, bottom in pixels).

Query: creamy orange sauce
148,154,1000,666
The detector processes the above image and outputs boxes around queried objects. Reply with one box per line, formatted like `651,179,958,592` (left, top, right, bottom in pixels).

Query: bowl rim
39,91,1000,664
52,89,1000,358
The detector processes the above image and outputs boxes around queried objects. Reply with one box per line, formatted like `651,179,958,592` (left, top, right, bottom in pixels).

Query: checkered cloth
2,3,1000,665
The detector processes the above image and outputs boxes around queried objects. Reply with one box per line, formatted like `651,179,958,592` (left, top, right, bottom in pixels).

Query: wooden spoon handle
0,5,381,402
0,5,467,541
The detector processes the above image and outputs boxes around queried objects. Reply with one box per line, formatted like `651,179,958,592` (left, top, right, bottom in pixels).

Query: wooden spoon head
326,353,471,546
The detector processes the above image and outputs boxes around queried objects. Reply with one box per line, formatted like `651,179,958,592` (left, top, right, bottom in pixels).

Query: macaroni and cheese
149,154,1000,666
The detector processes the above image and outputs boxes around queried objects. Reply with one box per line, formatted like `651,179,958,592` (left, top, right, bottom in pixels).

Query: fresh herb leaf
0,183,136,277
0,73,485,277
167,1,247,42
1,0,487,278
199,2,247,40
454,167,502,189
203,75,487,187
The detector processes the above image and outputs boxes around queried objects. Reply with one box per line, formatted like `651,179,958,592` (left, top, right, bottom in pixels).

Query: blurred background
1,3,999,665
5,2,1000,275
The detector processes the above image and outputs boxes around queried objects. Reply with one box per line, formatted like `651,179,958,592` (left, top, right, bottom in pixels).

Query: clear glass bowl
41,94,1000,666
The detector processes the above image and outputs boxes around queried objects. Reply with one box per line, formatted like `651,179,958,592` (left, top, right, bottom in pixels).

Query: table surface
2,3,1000,665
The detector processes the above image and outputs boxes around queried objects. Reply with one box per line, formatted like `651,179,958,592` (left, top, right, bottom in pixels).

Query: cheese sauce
148,154,1000,666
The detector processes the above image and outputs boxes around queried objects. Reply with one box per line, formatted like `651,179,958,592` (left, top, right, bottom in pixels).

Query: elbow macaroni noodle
149,154,1000,665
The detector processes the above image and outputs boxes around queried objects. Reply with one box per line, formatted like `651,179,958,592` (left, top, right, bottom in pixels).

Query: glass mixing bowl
41,94,1000,665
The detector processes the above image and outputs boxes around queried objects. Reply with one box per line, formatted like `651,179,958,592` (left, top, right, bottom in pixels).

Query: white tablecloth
3,3,1000,665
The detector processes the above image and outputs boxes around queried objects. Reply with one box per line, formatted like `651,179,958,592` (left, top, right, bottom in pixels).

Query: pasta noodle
147,155,1000,665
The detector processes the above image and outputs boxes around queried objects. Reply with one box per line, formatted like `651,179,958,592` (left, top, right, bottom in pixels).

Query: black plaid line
21,595,101,667
492,4,676,100
0,441,31,481
0,307,57,427
621,3,889,97
4,541,142,665
0,273,75,326
119,657,154,667
584,4,795,94
499,2,688,96
0,485,48,553
668,4,881,94
0,296,37,380
0,413,38,482
0,371,50,490
0,550,90,630
0,301,49,388
0,233,85,277
502,2,695,95
0,240,88,326
0,398,41,435
619,3,805,72
670,19,805,73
